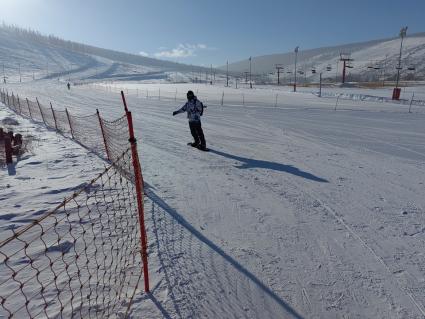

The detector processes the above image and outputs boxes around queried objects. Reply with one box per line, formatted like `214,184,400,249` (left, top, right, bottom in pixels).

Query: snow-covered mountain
224,33,425,82
2,24,425,85
0,24,208,83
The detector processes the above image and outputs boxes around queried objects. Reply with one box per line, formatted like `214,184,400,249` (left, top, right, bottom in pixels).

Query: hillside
225,33,425,83
2,24,425,86
0,24,209,83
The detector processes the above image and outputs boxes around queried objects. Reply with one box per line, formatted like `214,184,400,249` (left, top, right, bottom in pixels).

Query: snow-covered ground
0,106,104,239
93,81,425,111
227,33,425,82
1,79,425,318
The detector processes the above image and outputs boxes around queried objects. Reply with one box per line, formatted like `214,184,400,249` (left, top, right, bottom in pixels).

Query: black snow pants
189,121,206,147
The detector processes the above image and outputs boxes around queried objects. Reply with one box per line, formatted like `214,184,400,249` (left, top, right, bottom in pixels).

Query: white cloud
139,51,149,57
154,43,209,59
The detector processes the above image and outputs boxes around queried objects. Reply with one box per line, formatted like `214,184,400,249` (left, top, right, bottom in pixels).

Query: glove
172,111,177,116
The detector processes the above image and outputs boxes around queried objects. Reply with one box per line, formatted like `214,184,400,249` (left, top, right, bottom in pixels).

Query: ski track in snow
1,81,425,318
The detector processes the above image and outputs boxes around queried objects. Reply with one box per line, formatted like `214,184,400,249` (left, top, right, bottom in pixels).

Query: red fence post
4,135,13,164
96,109,111,161
121,90,149,293
50,102,58,131
65,108,74,139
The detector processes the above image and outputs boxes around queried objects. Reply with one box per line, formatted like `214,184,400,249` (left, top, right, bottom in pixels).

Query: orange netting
0,149,144,318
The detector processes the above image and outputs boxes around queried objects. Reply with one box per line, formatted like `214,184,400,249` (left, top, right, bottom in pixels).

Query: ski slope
1,79,425,318
226,33,425,82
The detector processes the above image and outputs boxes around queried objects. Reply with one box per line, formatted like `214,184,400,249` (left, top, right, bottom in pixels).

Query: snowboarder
173,90,207,151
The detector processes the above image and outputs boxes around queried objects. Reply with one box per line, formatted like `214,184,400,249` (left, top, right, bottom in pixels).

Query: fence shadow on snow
132,188,304,319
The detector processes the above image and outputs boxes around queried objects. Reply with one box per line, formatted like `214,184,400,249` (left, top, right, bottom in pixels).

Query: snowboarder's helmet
187,90,195,100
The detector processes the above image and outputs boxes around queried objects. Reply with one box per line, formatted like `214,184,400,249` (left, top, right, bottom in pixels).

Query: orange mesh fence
53,109,71,135
39,102,57,129
0,148,145,318
101,115,130,163
0,89,141,167
26,99,44,123
0,89,150,317
68,113,106,157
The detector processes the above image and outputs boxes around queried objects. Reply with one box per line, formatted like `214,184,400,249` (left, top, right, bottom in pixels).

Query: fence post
5,135,13,164
275,93,278,107
96,109,111,160
221,91,224,106
242,93,245,106
158,88,161,100
409,92,415,113
17,95,22,115
146,90,149,99
120,90,150,293
137,88,139,97
50,102,58,131
65,108,74,139
334,94,340,111
35,98,46,124
11,93,16,110
7,91,10,106
319,73,322,97
174,89,177,102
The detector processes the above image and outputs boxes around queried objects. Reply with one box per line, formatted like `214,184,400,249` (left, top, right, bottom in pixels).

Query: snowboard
187,142,209,152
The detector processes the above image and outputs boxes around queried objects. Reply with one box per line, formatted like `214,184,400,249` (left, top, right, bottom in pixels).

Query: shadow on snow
209,149,328,183
135,187,304,319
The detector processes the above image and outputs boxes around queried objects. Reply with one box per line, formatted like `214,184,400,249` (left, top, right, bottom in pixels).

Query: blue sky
1,0,424,66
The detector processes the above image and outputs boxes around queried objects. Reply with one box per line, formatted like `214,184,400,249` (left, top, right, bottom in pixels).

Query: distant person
67,82,70,90
173,90,208,151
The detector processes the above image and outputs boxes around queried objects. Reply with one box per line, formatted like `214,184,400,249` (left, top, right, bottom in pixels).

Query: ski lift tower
275,64,284,85
393,26,408,100
340,52,353,84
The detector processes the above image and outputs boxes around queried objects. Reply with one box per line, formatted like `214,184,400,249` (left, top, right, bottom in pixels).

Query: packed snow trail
1,81,425,318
